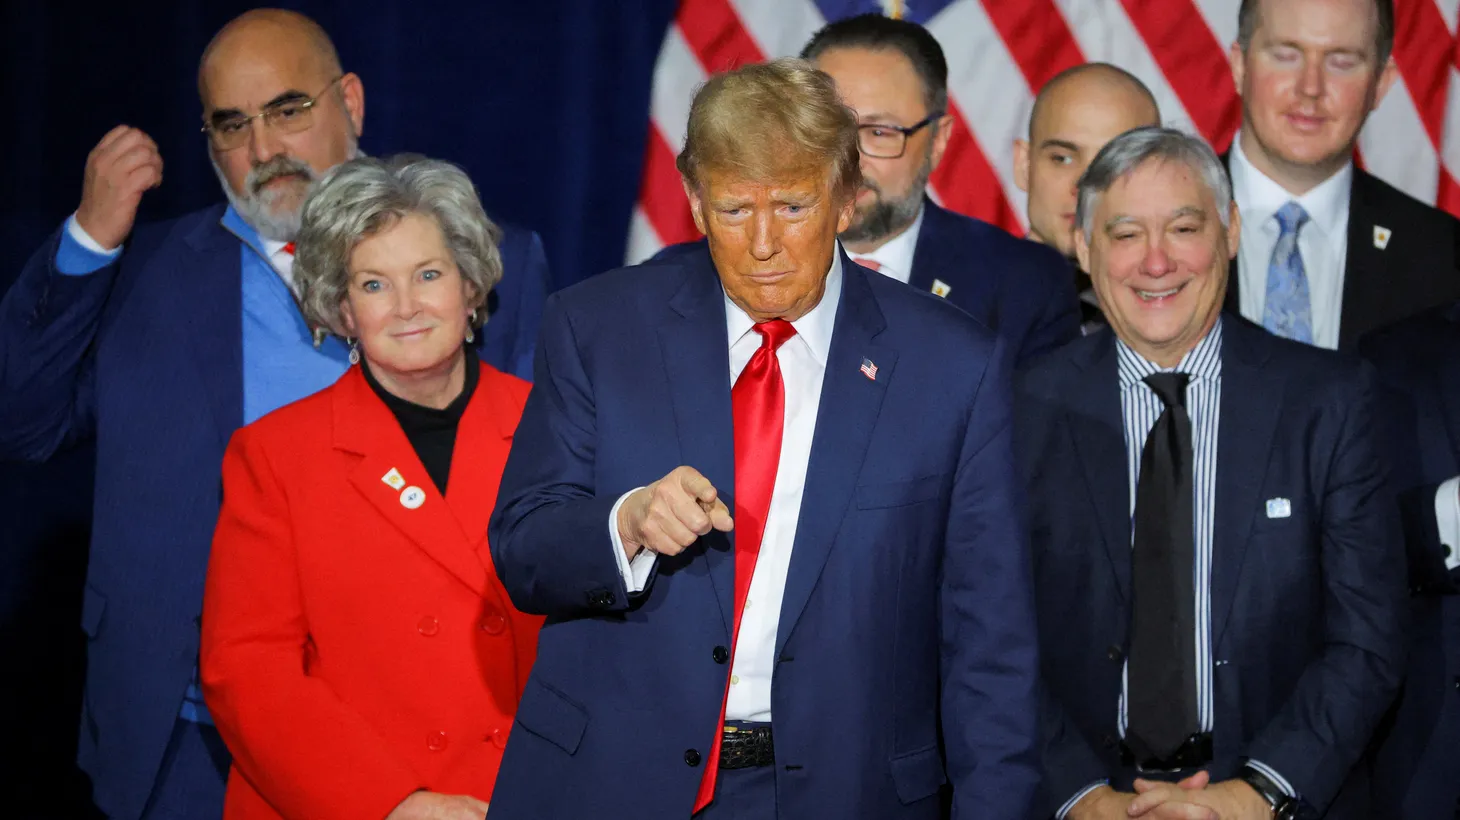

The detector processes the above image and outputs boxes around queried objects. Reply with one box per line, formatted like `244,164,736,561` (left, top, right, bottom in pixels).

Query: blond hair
677,57,861,201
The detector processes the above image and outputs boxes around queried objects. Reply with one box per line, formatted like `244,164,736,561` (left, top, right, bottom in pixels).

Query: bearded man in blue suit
489,57,1040,820
0,10,547,818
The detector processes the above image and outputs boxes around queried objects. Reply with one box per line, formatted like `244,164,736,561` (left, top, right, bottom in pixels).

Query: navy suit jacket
1358,304,1460,819
488,248,1041,819
1015,317,1405,819
0,204,549,819
650,199,1079,366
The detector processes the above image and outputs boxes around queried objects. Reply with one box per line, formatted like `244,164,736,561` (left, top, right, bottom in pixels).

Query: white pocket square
1265,498,1292,519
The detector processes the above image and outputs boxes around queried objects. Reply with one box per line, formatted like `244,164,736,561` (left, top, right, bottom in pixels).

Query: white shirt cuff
66,213,122,255
1055,781,1109,819
1434,476,1460,571
1246,759,1298,799
608,487,656,594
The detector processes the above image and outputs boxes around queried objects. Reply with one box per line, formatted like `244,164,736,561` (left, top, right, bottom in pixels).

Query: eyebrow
1101,206,1208,232
1038,138,1080,153
208,89,312,124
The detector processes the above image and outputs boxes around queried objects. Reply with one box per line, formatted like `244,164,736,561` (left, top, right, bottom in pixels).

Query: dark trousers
138,719,229,820
695,765,778,820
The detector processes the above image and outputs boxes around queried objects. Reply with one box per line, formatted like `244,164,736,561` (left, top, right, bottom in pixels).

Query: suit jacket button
480,611,507,634
427,730,448,751
685,749,702,767
417,616,439,637
1106,645,1123,662
490,727,508,749
713,646,729,664
1453,676,1460,693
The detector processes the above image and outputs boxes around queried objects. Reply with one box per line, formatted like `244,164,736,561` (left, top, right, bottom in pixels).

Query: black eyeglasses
857,112,945,159
201,76,344,151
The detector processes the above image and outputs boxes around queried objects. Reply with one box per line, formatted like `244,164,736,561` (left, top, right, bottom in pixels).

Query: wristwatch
1237,766,1300,820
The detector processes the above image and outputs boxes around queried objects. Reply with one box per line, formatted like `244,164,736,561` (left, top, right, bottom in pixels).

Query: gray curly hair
293,154,504,337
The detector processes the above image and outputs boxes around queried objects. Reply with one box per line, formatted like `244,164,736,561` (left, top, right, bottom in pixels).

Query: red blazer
201,362,542,820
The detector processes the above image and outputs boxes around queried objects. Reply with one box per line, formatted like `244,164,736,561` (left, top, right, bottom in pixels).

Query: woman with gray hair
199,155,542,820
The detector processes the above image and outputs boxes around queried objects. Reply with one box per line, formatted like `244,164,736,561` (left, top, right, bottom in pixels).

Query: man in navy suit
489,58,1039,819
1359,307,1460,819
656,14,1078,367
0,10,547,820
1017,127,1404,819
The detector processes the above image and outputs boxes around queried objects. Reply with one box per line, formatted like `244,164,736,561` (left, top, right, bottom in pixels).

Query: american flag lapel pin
860,357,878,381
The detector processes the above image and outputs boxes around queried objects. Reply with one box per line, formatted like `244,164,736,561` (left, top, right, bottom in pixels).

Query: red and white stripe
629,0,1460,264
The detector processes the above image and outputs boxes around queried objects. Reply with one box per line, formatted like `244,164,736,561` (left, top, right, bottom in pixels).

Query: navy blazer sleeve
480,226,550,382
941,337,1042,819
1244,364,1407,810
0,225,106,461
489,291,639,617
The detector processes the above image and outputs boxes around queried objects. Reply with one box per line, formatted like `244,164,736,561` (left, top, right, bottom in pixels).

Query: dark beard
841,157,933,245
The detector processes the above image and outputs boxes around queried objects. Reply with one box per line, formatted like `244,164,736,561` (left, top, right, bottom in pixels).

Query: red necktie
282,242,296,255
693,318,796,813
853,257,881,272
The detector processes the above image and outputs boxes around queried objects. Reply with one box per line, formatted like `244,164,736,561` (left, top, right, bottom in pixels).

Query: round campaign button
400,486,426,509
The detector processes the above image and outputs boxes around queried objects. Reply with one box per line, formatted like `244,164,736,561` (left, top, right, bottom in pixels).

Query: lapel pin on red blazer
381,467,406,491
400,485,426,509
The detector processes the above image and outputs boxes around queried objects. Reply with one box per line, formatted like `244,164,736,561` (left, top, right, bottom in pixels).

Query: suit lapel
775,259,895,659
1067,337,1133,600
1210,321,1284,644
1434,307,1460,458
657,253,737,637
1338,171,1385,351
176,209,244,450
908,199,994,317
334,368,489,595
445,364,517,554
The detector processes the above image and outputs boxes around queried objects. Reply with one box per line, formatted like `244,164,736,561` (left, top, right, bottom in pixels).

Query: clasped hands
617,466,733,561
1070,771,1273,820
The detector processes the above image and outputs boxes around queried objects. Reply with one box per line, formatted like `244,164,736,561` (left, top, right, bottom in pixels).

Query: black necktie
1126,372,1200,762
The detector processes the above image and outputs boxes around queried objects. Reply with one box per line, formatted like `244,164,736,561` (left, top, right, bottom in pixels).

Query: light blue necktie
1262,201,1313,343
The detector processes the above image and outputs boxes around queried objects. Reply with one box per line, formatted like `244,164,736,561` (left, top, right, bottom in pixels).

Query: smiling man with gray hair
0,10,549,819
1016,126,1404,820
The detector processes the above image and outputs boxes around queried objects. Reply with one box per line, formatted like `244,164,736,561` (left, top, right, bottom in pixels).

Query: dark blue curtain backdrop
0,0,675,811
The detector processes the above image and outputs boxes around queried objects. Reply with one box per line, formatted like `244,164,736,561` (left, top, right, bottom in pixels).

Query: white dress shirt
1436,477,1460,571
848,204,923,285
608,253,844,723
1229,134,1352,351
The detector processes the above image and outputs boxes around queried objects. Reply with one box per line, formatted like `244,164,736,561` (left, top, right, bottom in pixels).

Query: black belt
1120,732,1213,772
718,724,775,770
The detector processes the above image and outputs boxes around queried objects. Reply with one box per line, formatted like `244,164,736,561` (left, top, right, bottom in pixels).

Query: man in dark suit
655,14,1078,366
489,58,1039,819
1018,126,1405,820
0,10,547,820
1359,308,1460,819
1224,0,1460,351
1014,62,1161,335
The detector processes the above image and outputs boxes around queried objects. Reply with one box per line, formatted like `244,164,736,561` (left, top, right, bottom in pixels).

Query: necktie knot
282,242,296,256
1274,202,1309,237
752,319,797,352
1143,372,1190,409
853,257,882,272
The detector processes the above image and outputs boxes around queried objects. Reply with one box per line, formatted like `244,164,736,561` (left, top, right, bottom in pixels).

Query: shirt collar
1116,317,1224,388
220,205,292,260
1230,131,1351,240
724,249,843,366
854,203,924,281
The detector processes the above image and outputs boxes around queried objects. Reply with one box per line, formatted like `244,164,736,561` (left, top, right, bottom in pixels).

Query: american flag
627,0,1460,263
861,357,879,380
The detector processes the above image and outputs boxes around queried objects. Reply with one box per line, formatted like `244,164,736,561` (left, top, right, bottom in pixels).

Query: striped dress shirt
1058,319,1296,816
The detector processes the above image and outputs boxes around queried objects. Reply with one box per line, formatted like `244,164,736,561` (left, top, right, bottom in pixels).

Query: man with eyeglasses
0,9,548,820
801,13,1079,365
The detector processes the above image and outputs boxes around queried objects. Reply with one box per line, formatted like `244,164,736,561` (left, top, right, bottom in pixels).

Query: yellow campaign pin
1373,225,1391,250
931,279,952,299
381,468,406,491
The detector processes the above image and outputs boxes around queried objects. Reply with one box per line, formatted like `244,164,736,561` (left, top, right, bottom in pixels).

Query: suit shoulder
931,206,1069,275
1016,332,1104,395
1358,302,1459,370
863,264,1000,351
479,361,532,407
1238,324,1376,400
1356,170,1460,232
